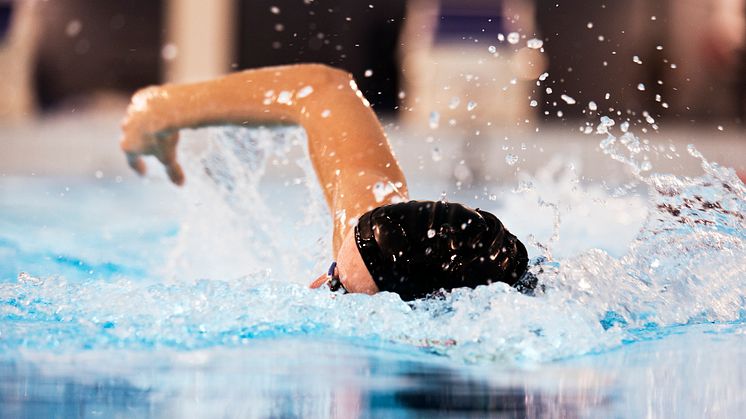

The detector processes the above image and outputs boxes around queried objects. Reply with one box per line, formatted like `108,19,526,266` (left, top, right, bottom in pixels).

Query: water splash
0,126,744,365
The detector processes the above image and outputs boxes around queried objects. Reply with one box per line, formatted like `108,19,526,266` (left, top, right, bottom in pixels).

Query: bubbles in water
429,111,440,129
561,95,577,105
507,32,520,44
526,38,543,49
505,154,519,166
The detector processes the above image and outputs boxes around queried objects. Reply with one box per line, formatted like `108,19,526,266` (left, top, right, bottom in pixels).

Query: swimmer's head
348,200,530,301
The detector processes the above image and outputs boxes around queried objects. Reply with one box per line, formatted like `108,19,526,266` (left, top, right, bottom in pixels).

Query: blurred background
0,0,744,181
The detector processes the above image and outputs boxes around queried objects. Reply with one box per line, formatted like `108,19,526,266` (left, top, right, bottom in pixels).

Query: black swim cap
354,200,530,301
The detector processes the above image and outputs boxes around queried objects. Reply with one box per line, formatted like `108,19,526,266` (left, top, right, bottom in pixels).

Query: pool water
1,126,744,418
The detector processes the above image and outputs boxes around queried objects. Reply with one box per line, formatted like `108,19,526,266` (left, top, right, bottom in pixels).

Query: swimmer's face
309,229,379,295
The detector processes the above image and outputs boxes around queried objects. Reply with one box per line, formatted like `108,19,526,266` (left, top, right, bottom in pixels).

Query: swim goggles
326,261,347,293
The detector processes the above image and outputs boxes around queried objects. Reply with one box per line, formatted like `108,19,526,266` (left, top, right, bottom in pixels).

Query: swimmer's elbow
303,63,354,86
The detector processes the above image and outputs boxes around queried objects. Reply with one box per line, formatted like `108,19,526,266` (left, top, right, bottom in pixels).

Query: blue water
1,126,744,417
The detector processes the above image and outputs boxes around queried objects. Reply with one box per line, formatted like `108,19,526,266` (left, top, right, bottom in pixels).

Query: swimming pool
1,125,744,417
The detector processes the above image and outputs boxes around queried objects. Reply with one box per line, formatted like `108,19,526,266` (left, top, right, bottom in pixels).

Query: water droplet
545,87,553,94
448,96,460,110
270,6,281,14
364,69,373,77
717,125,724,131
687,144,703,159
637,83,646,91
588,101,597,111
497,33,505,42
529,100,538,107
526,38,543,49
431,147,442,162
161,43,178,61
427,229,436,238
488,45,497,54
277,90,293,105
507,32,520,44
538,72,549,81
561,94,576,105
429,111,440,129
66,20,82,37
505,154,518,166
467,101,477,111
632,55,642,64
586,22,594,29
321,109,331,118
296,85,314,99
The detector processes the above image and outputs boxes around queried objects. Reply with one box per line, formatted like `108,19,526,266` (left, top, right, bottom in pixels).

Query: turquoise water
1,126,744,417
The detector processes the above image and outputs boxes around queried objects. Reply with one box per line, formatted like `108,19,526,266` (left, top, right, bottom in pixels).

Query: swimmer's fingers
153,131,185,186
126,152,147,176
309,273,328,289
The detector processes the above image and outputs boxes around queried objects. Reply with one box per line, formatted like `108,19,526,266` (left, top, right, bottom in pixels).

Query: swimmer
120,64,533,300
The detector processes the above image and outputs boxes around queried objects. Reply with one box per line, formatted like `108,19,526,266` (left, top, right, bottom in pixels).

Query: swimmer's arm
120,63,408,252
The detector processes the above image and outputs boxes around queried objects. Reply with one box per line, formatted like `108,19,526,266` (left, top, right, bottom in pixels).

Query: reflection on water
1,324,742,418
0,339,611,419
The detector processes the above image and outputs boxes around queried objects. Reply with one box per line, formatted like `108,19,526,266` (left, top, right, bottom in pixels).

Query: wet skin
120,64,406,292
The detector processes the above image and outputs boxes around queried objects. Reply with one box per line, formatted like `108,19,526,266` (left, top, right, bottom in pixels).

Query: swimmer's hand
120,87,185,185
